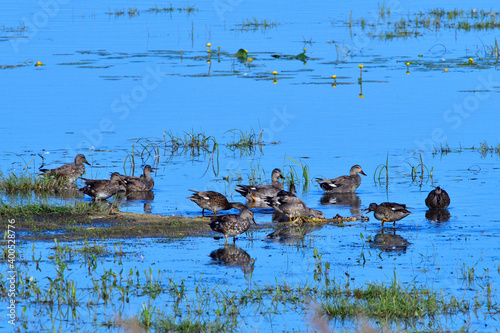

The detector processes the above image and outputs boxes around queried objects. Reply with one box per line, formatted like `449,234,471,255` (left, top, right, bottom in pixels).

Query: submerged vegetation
433,141,500,157
106,4,197,18
339,7,500,60
235,18,278,31
1,241,496,332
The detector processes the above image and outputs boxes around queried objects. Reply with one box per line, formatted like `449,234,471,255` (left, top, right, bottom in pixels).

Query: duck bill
84,161,91,166
251,217,257,225
360,171,367,176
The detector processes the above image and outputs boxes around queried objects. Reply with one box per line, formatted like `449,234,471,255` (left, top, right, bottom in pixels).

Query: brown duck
208,209,256,243
40,154,90,184
235,168,284,202
425,187,450,209
118,165,154,192
316,165,366,193
188,190,246,216
79,172,126,200
366,202,411,228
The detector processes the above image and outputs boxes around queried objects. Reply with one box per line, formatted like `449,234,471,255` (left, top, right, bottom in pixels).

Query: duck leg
381,218,390,228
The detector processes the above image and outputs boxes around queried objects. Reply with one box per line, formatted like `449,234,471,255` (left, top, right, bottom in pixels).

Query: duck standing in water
235,168,285,203
425,187,450,209
40,154,90,184
80,172,126,200
118,165,154,192
208,209,256,244
316,165,366,193
366,202,411,228
188,190,246,216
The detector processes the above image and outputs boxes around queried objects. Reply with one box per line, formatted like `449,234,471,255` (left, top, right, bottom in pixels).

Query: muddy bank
4,211,357,242
6,211,216,241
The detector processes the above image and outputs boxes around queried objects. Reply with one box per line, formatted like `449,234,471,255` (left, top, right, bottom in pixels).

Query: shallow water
1,0,500,331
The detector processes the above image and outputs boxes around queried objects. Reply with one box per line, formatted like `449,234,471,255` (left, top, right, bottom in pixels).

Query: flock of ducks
39,155,451,244
40,154,154,200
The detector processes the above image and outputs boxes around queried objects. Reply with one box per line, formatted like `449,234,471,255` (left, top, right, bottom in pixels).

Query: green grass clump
225,128,263,153
0,201,107,217
321,278,469,319
0,172,71,194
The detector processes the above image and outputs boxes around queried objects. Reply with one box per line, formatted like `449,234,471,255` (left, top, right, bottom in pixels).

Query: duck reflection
425,209,451,223
265,225,323,245
209,245,255,274
119,191,155,213
369,230,411,253
125,191,155,201
320,193,362,215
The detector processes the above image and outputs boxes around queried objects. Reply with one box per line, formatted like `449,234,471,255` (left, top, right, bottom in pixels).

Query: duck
425,187,450,209
79,172,126,200
208,209,256,243
188,190,246,216
118,165,154,192
366,202,411,228
235,168,284,203
316,165,366,193
265,195,324,221
40,154,90,184
276,183,296,198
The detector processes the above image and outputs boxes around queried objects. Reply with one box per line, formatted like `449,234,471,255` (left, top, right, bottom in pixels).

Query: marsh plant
236,18,278,31
5,244,496,332
0,171,70,194
343,7,500,51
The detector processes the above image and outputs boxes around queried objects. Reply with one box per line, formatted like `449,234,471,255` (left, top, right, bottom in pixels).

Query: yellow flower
359,64,364,68
206,43,211,47
272,71,278,75
468,57,473,64
35,61,43,66
444,68,448,72
406,71,410,75
406,62,410,66
359,94,364,98
273,80,278,84
331,75,337,79
207,50,212,53
248,58,253,62
303,48,307,52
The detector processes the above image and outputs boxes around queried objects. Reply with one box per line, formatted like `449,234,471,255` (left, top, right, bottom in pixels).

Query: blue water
1,0,500,331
